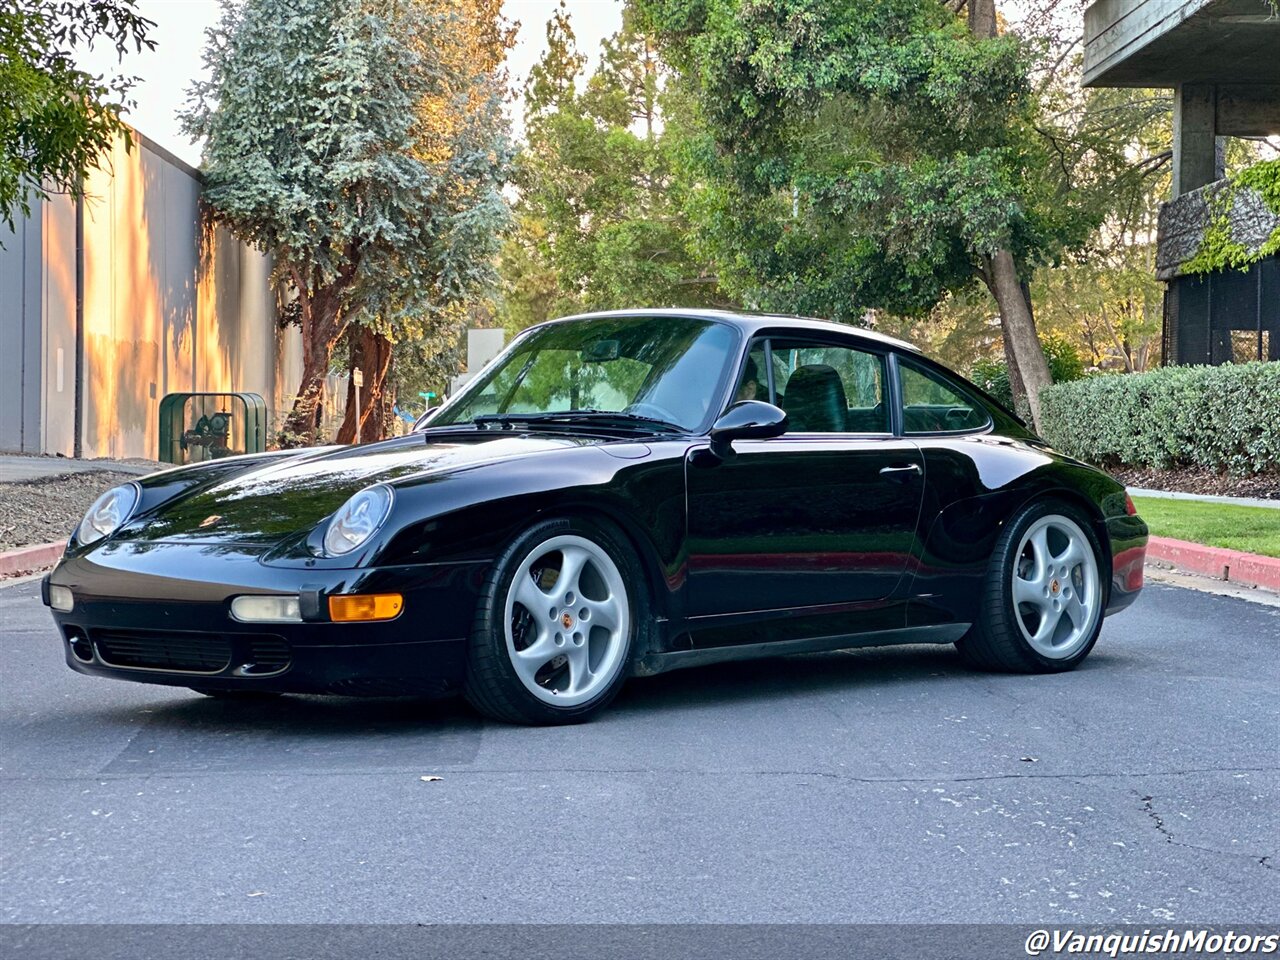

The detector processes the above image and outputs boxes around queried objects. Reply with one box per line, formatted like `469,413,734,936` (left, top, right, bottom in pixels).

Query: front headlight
76,483,140,545
323,485,393,557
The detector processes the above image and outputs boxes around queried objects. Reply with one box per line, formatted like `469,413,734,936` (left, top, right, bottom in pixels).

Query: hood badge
199,514,222,529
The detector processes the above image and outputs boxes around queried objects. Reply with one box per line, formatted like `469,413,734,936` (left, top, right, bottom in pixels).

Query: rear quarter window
900,361,990,434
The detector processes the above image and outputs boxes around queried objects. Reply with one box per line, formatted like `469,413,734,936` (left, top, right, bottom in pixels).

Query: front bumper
43,540,489,696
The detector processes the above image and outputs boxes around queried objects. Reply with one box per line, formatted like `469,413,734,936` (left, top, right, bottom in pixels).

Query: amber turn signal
328,593,404,622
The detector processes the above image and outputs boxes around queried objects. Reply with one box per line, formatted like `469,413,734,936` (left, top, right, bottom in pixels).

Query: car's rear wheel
956,500,1106,673
465,517,641,724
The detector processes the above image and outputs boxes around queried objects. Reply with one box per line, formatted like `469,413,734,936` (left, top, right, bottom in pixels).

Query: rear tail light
1125,493,1137,515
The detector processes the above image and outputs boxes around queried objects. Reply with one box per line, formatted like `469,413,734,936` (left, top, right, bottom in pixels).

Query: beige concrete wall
0,128,302,458
42,195,78,456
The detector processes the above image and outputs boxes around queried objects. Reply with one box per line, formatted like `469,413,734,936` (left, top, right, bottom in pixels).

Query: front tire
464,517,642,724
956,499,1106,673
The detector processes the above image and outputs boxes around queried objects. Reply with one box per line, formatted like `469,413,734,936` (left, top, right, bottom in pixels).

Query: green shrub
970,356,1014,409
970,334,1085,412
1038,361,1280,477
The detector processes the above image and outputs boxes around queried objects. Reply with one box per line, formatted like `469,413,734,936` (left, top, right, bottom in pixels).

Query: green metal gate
158,392,268,465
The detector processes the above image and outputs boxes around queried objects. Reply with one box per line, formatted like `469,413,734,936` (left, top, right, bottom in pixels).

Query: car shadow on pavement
87,692,487,774
63,641,1131,751
611,642,1131,718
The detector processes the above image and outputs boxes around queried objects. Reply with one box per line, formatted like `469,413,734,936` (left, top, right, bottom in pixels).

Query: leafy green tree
501,3,727,329
1,0,154,232
182,0,511,444
636,0,1124,429
334,0,514,443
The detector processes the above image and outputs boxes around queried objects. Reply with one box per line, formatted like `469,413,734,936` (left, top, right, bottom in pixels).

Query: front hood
119,432,602,545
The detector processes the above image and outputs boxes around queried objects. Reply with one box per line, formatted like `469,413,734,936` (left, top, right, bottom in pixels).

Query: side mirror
708,401,788,460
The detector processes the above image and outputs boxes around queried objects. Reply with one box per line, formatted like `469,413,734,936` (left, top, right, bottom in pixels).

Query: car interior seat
781,364,848,433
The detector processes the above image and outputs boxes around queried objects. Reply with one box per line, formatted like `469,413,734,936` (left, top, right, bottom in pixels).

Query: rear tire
464,516,643,725
955,499,1106,673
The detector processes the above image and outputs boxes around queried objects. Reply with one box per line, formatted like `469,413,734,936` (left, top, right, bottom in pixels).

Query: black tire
955,498,1107,673
464,515,646,725
189,688,284,701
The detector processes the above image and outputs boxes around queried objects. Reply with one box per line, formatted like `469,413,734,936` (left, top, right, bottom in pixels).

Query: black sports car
43,310,1148,724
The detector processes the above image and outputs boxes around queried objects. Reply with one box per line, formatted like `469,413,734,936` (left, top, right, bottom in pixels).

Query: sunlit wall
0,128,303,459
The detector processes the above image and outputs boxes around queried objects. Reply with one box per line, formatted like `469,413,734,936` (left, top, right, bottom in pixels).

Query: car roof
541,308,923,354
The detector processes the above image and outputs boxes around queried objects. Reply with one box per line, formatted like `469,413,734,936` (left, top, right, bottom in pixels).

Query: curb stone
1146,536,1280,593
0,541,67,578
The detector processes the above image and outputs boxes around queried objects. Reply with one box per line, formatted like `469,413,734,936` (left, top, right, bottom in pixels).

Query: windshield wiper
471,410,684,433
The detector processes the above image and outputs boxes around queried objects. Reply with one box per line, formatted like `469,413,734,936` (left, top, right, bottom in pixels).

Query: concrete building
448,328,507,396
0,128,305,459
1084,0,1280,364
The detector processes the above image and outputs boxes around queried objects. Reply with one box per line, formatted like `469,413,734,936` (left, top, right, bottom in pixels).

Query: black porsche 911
44,310,1148,724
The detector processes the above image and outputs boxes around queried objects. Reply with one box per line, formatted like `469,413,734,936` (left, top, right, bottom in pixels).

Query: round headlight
77,483,140,545
323,485,393,557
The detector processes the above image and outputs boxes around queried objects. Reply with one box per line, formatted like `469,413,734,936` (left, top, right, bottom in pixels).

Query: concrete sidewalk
1128,486,1279,510
0,454,161,483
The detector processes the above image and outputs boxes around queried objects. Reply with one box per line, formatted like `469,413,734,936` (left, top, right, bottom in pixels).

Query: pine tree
501,2,726,329
182,0,511,444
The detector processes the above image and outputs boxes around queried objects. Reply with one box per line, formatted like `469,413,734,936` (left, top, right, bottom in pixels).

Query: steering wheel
624,401,681,425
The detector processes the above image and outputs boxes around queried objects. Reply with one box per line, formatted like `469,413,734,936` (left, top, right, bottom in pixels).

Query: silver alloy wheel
503,534,631,707
1011,514,1101,660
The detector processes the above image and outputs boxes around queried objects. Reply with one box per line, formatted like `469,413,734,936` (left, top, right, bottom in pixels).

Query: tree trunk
281,291,347,446
1004,279,1037,413
967,0,997,38
982,250,1053,431
335,325,394,445
1002,323,1026,414
962,0,1054,432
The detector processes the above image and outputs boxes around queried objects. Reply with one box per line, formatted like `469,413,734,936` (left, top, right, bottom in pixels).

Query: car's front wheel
465,517,641,724
956,500,1106,673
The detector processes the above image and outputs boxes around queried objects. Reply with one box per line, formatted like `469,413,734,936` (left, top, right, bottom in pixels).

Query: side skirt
631,623,969,677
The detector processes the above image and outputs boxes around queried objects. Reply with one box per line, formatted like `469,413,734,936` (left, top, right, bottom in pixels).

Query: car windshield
428,316,739,432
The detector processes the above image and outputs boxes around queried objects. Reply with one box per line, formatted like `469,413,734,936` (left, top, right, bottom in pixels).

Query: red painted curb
0,541,67,578
1147,536,1280,592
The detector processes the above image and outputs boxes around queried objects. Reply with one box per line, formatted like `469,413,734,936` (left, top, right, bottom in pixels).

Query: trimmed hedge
1038,362,1280,477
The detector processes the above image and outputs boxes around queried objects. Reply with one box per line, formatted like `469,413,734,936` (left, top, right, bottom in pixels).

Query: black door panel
684,437,925,624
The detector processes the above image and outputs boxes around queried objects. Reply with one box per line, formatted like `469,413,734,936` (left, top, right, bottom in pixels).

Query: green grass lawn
1131,496,1280,558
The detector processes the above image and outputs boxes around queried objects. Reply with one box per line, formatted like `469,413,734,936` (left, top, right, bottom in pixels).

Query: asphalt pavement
2,578,1277,932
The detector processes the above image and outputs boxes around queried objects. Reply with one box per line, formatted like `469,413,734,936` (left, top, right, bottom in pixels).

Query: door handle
879,463,922,480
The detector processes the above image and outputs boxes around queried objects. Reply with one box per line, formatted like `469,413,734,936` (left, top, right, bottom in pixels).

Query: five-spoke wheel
956,500,1107,673
504,534,630,707
1011,515,1101,661
465,517,642,724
